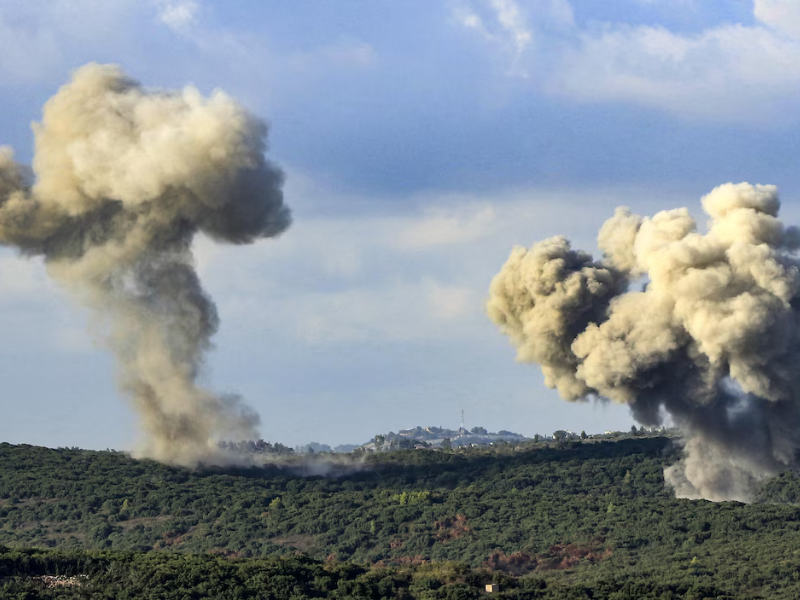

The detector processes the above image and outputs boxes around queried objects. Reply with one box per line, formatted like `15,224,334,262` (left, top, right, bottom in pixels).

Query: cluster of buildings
294,424,675,455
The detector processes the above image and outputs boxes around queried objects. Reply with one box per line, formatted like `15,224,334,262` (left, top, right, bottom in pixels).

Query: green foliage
1,438,799,597
0,546,748,599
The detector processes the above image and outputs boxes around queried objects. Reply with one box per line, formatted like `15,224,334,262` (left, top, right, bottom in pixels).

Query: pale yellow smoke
0,64,290,466
488,182,800,501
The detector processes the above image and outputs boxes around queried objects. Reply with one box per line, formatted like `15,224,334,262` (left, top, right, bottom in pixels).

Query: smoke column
0,64,290,466
488,183,800,502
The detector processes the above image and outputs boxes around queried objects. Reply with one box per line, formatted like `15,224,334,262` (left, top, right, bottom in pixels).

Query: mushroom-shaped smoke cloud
488,183,800,502
0,64,291,466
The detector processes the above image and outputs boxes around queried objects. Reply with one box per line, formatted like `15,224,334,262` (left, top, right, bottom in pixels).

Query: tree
470,426,488,435
441,438,452,452
580,430,587,440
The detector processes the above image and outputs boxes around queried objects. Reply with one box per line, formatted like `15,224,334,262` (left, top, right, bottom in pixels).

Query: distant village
294,423,676,455
222,421,677,456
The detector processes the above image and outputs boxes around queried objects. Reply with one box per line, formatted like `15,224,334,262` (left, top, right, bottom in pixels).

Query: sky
3,0,800,450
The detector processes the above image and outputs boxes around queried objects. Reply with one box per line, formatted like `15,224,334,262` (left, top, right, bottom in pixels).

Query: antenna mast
461,409,464,432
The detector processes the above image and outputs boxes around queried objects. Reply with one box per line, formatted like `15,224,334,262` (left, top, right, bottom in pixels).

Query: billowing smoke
0,64,290,466
488,183,800,502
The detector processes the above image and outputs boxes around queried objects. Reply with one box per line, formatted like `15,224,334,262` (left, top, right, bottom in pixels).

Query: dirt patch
486,550,537,576
434,514,470,542
486,539,612,575
539,541,613,571
154,525,202,549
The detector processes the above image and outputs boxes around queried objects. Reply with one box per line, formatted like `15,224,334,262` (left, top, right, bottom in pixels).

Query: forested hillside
2,438,800,598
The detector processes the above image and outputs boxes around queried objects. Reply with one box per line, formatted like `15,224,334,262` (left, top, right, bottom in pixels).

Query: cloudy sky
3,0,800,450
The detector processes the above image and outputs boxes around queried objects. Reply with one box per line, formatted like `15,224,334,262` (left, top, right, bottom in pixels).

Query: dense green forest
2,438,800,598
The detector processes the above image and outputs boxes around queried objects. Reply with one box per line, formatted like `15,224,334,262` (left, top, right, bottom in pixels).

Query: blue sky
3,0,800,450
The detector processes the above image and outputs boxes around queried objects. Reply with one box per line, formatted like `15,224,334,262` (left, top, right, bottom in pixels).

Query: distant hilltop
295,424,677,454
370,425,528,451
297,425,529,454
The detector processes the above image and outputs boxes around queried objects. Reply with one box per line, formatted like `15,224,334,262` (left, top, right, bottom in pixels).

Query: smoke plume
488,183,800,502
0,64,290,466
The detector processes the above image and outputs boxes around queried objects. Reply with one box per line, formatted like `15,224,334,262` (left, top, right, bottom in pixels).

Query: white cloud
754,0,800,39
454,0,534,77
194,178,676,349
287,281,476,345
428,281,474,320
152,0,199,32
490,0,533,55
0,0,141,84
393,205,495,249
291,279,478,344
552,22,800,120
195,208,492,345
456,0,800,122
455,0,574,78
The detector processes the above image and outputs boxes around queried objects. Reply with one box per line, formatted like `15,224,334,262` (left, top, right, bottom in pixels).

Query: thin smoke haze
488,183,800,502
0,64,290,466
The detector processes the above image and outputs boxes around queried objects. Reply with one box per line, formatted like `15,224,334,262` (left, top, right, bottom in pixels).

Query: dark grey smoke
488,183,800,501
0,63,290,465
